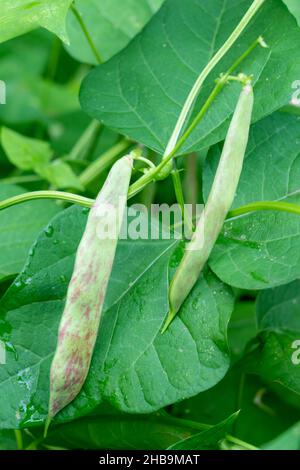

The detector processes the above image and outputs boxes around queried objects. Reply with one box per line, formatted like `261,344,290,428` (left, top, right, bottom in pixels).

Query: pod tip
44,416,52,439
161,309,175,334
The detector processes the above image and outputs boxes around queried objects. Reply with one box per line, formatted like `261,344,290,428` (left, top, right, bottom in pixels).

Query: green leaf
263,422,300,450
203,112,300,207
1,128,83,190
283,0,300,25
173,367,300,447
0,31,79,125
45,413,196,450
167,413,237,450
66,0,164,64
1,127,52,171
0,184,61,282
242,281,300,397
256,280,300,331
0,0,73,45
38,160,84,191
0,430,18,450
80,0,300,155
209,211,300,290
0,206,233,429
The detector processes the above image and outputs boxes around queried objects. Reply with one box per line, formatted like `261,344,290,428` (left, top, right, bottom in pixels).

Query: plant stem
14,430,23,450
171,164,194,234
0,191,94,211
68,120,102,161
79,139,132,187
45,37,62,81
71,3,103,64
164,0,266,157
228,201,300,219
1,196,299,221
226,435,258,451
128,38,261,199
0,175,43,185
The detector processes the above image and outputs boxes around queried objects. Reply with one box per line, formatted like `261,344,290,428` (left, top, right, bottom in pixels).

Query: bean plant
0,0,300,453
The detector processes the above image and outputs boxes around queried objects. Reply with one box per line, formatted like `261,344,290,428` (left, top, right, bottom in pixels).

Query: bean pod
163,83,254,331
47,155,133,427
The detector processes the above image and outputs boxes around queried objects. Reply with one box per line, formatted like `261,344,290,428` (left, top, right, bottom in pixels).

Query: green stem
164,0,266,157
171,164,194,234
228,201,300,219
45,37,62,81
1,196,299,221
226,435,258,451
14,430,23,450
0,191,94,211
128,38,262,199
68,120,102,161
79,139,132,187
0,175,43,185
71,3,103,64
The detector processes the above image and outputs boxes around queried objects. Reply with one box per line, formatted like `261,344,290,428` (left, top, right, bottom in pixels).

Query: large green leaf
80,0,300,155
0,430,17,450
167,413,237,450
0,206,233,429
243,281,300,397
263,422,300,450
45,413,195,450
173,367,300,447
0,184,60,282
256,280,300,331
209,211,300,290
284,0,300,25
0,0,73,45
66,0,164,64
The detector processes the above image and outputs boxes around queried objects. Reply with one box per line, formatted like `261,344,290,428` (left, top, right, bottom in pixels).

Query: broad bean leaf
0,0,73,45
263,422,300,450
66,0,164,64
80,0,300,155
45,413,194,450
243,281,300,397
0,184,60,282
167,413,237,450
0,206,233,429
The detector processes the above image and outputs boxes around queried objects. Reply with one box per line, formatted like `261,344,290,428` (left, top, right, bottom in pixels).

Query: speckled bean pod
47,155,133,424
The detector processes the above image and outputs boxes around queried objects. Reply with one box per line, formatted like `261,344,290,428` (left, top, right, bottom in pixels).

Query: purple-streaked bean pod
163,83,254,332
47,155,133,427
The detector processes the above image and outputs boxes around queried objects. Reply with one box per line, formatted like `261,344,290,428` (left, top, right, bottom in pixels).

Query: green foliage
0,0,300,453
0,0,73,45
66,0,164,64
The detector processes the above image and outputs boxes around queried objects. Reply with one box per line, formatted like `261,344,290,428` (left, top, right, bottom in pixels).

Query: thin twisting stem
71,3,103,64
0,191,94,211
164,0,266,157
128,38,263,199
228,201,300,219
